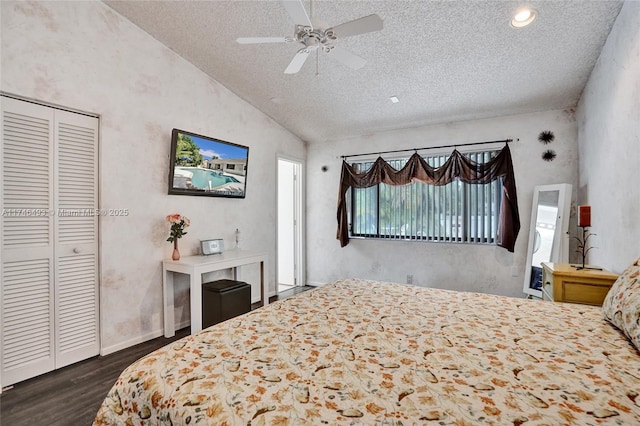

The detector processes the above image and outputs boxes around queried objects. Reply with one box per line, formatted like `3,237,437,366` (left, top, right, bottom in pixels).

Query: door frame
276,155,305,293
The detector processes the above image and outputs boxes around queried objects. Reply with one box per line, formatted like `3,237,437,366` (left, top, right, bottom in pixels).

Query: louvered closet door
1,98,56,386
1,98,99,387
53,110,99,369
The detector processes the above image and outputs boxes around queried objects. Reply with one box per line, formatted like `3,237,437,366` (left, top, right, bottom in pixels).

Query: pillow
602,256,640,351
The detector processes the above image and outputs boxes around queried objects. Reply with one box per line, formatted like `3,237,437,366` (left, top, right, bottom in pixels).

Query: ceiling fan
236,0,383,74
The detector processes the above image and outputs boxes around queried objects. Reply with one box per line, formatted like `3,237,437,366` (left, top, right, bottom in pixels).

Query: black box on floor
202,279,251,328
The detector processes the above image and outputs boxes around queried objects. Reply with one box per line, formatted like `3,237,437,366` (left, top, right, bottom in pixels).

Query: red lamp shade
578,205,591,227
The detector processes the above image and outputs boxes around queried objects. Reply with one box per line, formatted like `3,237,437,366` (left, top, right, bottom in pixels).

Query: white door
277,157,303,293
53,110,99,369
1,97,99,386
1,98,56,386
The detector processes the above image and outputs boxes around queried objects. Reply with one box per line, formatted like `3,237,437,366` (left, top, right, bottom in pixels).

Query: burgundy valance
337,145,520,252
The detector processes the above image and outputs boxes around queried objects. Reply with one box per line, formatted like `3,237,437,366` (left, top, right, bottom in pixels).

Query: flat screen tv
168,129,249,198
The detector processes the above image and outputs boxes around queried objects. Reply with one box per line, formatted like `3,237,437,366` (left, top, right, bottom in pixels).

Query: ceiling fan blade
284,46,316,74
330,14,383,38
236,37,290,44
327,46,367,70
282,0,312,27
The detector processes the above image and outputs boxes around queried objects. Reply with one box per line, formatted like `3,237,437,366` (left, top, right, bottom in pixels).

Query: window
349,150,502,244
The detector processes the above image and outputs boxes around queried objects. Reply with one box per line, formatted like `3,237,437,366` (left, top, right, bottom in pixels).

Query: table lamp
575,205,597,270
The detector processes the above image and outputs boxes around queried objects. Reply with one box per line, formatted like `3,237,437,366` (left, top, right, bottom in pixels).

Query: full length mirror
523,183,572,298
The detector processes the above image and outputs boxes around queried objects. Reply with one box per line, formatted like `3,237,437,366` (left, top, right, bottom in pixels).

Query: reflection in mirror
528,191,559,291
523,184,572,298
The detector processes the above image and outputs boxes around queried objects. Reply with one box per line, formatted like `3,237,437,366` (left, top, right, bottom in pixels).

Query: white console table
162,250,268,337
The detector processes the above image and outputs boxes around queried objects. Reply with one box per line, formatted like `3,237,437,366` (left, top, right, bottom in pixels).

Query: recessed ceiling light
511,8,536,28
390,96,399,103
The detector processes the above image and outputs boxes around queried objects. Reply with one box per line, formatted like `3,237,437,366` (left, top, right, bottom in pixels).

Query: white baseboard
100,319,191,356
307,281,324,287
101,329,163,356
253,291,276,304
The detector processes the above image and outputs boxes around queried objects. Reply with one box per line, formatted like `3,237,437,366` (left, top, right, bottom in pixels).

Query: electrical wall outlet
406,274,413,284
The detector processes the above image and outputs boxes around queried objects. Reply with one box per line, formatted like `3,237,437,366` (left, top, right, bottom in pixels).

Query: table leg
163,267,175,338
260,260,267,307
190,273,203,334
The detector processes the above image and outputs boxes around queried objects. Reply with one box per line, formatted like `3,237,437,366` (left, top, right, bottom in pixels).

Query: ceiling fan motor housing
295,25,336,53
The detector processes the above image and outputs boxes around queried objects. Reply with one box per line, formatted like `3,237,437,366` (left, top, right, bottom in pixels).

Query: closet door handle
73,248,81,254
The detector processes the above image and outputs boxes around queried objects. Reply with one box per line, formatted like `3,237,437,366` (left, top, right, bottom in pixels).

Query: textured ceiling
104,0,623,144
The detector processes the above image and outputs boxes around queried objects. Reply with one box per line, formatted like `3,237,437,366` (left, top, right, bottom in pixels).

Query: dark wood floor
0,286,314,426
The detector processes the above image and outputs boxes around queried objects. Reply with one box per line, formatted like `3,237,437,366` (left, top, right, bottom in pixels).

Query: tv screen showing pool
168,129,249,198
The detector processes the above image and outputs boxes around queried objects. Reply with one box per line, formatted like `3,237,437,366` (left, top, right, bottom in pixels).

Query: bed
94,276,640,425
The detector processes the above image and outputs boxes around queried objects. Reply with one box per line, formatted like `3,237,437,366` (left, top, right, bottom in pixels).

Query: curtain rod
340,138,517,160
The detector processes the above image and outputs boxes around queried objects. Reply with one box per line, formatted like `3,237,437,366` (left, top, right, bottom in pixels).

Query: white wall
577,1,640,274
307,109,579,297
0,1,305,353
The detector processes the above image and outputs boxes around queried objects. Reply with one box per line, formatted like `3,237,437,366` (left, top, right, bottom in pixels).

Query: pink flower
166,213,182,224
166,213,190,242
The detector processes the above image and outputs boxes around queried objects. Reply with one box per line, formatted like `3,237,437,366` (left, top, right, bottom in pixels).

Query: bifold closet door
1,97,99,387
53,109,99,369
1,98,56,386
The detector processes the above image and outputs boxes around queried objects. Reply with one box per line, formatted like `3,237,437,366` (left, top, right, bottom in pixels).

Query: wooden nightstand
541,262,619,306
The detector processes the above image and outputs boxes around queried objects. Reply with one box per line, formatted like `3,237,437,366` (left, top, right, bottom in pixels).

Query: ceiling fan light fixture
511,8,536,28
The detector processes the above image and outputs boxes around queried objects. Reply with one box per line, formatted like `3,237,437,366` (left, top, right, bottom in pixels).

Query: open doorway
277,157,303,294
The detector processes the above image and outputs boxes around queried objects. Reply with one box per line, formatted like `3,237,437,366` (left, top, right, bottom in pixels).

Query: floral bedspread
94,279,640,425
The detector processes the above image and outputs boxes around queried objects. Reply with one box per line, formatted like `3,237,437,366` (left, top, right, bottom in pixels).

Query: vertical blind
350,151,501,244
336,145,520,252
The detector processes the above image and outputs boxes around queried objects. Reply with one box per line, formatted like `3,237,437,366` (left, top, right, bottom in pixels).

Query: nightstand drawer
562,280,612,305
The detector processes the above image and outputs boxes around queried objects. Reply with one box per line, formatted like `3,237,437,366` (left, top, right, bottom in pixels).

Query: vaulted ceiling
105,1,623,144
